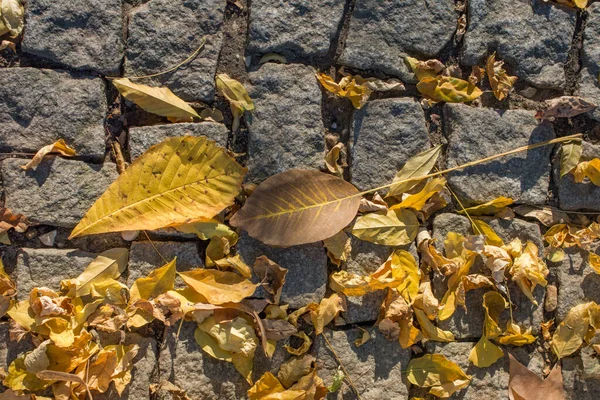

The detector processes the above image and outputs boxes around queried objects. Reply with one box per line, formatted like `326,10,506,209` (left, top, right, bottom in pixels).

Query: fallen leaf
3,357,51,392
179,269,257,305
247,372,305,400
354,327,371,347
316,72,372,109
216,74,254,132
150,381,193,400
352,209,419,246
508,353,564,400
469,336,504,368
214,254,253,278
325,142,346,177
572,158,600,186
20,140,76,171
311,294,346,335
406,57,445,80
0,207,30,234
486,52,517,100
469,65,485,85
129,258,176,304
262,318,296,341
359,193,388,213
230,169,361,247
0,0,24,38
536,96,597,120
253,256,287,305
439,256,475,321
85,347,118,393
70,136,246,238
589,252,600,274
513,205,570,227
327,367,345,393
323,230,352,266
560,140,583,178
509,241,548,305
455,274,495,310
417,75,483,103
391,177,447,212
471,219,504,246
59,248,129,297
414,308,455,342
459,197,514,216
498,322,536,346
284,331,312,356
406,354,472,398
112,78,200,120
387,145,443,197
288,368,328,399
277,354,316,388
552,301,598,358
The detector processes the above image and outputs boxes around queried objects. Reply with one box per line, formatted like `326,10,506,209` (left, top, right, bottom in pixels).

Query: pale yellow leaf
216,74,254,132
552,302,596,358
459,196,514,216
1,0,24,37
323,230,352,266
391,177,446,211
352,209,419,246
387,145,443,197
179,269,257,305
406,354,472,398
417,75,483,103
129,258,177,304
572,158,600,186
311,294,346,335
414,308,454,342
20,139,76,171
468,336,504,368
560,140,583,178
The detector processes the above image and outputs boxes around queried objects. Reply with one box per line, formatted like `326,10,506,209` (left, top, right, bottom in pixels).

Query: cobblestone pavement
1,0,600,399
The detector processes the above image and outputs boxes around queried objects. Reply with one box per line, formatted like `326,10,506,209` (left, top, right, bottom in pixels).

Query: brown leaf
253,256,287,305
508,353,564,400
513,205,570,227
486,52,517,101
0,208,30,234
358,193,388,213
230,169,361,247
325,142,346,176
536,96,597,120
262,318,297,341
277,354,316,389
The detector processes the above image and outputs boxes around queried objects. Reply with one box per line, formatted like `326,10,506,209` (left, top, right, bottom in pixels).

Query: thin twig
436,167,484,236
106,38,206,80
322,331,364,400
111,141,127,174
142,230,169,264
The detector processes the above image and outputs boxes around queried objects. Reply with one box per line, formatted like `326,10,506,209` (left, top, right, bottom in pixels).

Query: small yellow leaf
572,158,600,186
325,142,346,177
498,322,536,346
323,230,352,266
70,136,246,238
179,269,257,305
20,139,76,171
589,252,600,274
471,219,504,247
417,75,483,103
391,177,447,212
310,294,346,335
468,336,504,368
216,74,254,132
352,208,419,246
406,354,472,398
129,258,177,304
112,78,200,120
414,308,454,343
387,145,443,197
482,291,506,339
560,140,583,178
486,52,517,101
509,241,548,305
405,57,445,81
214,254,253,279
354,328,371,347
174,218,237,241
247,372,306,400
316,72,372,109
459,196,514,216
552,302,597,358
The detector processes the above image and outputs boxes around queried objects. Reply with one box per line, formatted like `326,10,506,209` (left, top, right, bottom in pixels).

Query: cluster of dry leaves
0,0,23,52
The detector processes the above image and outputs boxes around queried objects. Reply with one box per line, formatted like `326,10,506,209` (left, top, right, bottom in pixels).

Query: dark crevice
329,0,357,68
564,9,588,96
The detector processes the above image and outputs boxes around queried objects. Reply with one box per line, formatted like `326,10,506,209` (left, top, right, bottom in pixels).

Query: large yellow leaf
60,248,129,297
111,78,200,120
351,209,419,246
129,258,177,304
406,354,472,398
552,302,597,359
230,169,361,247
179,269,257,305
417,75,483,103
387,145,442,197
70,136,246,238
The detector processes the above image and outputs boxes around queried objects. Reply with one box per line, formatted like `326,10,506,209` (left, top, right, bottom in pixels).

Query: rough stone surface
128,122,229,160
444,104,555,206
555,142,600,212
578,3,600,122
351,98,430,191
553,246,600,322
432,213,545,339
158,321,248,400
247,0,345,62
246,63,324,183
563,351,600,400
2,158,119,227
15,248,96,299
339,0,456,82
0,68,107,157
463,0,576,89
236,233,327,309
125,0,224,102
424,342,545,400
127,241,202,284
314,328,411,399
95,335,157,400
0,322,34,372
22,0,124,75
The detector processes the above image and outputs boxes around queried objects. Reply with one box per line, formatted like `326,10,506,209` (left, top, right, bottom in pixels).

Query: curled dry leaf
560,140,583,178
509,241,548,305
0,207,30,234
316,72,372,109
21,139,76,171
216,74,254,132
247,372,306,400
351,209,419,246
498,322,536,346
486,52,517,101
508,353,564,400
535,96,597,120
406,354,472,398
179,269,257,305
468,291,506,368
589,252,600,274
253,256,287,305
284,331,312,356
406,57,446,80
325,142,346,176
359,193,388,213
513,205,570,227
417,75,483,103
323,230,352,266
230,169,361,247
70,136,246,238
112,78,200,120
391,177,447,212
277,354,316,389
572,158,600,186
0,0,24,37
459,196,514,216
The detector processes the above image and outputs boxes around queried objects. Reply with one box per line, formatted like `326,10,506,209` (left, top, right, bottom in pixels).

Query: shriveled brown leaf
277,354,316,389
325,142,346,177
358,193,388,213
284,331,313,356
513,205,570,227
486,52,517,100
0,207,30,234
323,230,352,266
254,256,287,305
536,96,596,120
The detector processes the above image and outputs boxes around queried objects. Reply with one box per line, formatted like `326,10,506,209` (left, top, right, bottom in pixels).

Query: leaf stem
357,134,583,198
142,230,169,264
322,330,364,400
106,38,206,80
